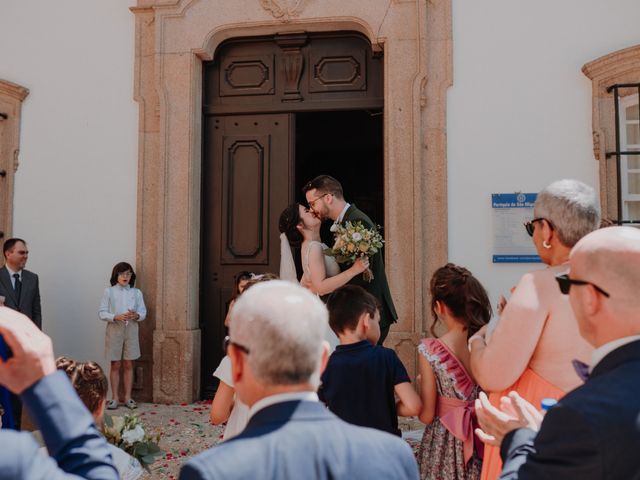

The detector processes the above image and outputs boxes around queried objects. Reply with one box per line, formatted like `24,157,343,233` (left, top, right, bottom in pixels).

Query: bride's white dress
302,240,341,351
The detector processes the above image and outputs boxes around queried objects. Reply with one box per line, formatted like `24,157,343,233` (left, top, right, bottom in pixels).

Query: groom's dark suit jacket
0,266,42,329
179,400,419,480
499,339,640,480
341,205,398,329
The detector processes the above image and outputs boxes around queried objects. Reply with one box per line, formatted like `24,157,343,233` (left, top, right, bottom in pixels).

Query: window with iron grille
607,83,640,223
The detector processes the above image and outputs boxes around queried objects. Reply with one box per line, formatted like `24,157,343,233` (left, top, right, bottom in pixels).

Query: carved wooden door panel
200,113,293,396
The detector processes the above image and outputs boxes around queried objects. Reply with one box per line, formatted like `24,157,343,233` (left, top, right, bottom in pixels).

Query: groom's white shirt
336,203,351,223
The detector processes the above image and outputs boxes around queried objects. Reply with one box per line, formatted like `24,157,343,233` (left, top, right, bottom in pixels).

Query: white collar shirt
248,391,319,420
590,334,640,373
5,266,22,288
336,203,351,224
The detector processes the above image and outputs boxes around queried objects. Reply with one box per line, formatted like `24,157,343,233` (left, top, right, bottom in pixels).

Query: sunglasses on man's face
555,274,610,298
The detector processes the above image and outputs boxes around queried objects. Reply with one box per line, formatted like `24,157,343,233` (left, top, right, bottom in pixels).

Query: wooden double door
200,32,383,396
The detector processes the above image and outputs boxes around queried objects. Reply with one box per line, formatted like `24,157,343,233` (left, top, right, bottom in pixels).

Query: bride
278,203,368,295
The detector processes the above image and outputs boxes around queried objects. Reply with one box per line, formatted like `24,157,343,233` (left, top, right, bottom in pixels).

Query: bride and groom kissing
279,175,397,345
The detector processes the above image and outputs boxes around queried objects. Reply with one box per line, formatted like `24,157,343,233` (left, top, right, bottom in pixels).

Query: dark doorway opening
295,109,384,246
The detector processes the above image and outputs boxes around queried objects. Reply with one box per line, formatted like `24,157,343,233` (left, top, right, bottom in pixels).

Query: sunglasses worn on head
555,274,610,298
524,218,554,237
223,335,250,355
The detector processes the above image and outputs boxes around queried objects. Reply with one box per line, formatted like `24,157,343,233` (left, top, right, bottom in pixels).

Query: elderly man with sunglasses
474,226,640,480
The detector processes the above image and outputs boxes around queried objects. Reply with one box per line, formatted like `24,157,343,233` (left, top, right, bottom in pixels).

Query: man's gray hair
229,280,328,388
534,179,600,247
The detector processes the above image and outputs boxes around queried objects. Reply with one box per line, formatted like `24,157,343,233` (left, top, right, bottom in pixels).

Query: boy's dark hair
327,285,378,334
3,238,26,256
302,175,344,200
430,263,492,338
109,261,136,287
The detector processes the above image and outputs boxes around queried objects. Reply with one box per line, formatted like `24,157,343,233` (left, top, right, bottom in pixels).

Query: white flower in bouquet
330,223,339,232
122,424,145,445
103,413,162,472
324,221,384,282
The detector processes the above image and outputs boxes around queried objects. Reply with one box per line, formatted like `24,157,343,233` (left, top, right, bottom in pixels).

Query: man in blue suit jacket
475,226,640,480
0,306,118,480
180,281,418,480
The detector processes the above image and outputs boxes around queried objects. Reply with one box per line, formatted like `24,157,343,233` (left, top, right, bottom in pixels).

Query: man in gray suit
179,281,418,480
0,237,42,428
0,238,42,329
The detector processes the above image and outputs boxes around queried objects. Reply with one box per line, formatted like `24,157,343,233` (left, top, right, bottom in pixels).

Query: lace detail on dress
302,241,340,280
418,339,476,401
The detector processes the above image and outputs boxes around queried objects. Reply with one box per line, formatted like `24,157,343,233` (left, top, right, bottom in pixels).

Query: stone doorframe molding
0,80,29,243
131,0,452,402
583,44,640,220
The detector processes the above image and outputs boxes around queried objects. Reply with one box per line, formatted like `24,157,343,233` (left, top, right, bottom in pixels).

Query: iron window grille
606,83,640,224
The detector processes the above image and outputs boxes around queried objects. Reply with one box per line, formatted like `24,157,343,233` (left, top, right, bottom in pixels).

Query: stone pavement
120,401,423,479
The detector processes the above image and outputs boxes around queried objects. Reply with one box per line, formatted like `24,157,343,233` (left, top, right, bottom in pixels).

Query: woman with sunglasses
468,179,600,480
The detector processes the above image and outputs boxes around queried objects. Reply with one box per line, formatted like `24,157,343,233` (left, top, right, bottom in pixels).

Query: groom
303,175,398,344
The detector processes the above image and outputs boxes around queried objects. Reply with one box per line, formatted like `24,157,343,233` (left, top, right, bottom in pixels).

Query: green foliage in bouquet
325,221,384,264
103,413,162,472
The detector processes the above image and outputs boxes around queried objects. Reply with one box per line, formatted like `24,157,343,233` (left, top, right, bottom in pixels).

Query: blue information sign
492,193,541,263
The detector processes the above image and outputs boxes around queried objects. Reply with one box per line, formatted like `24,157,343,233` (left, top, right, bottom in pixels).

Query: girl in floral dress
416,264,492,480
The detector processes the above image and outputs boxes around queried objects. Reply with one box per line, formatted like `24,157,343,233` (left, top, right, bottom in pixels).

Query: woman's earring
542,240,551,249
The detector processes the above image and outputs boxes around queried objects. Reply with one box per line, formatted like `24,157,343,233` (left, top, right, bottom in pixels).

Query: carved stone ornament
259,0,307,20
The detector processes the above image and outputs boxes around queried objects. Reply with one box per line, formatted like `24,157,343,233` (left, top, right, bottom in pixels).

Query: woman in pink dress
469,179,600,480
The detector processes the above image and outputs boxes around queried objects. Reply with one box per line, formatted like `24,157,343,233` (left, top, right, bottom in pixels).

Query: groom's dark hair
303,175,344,200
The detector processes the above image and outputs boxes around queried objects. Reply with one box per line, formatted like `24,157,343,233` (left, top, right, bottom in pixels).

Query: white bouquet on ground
325,221,384,282
103,413,162,471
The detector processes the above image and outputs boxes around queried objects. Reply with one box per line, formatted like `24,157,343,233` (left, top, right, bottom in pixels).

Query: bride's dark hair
279,203,303,247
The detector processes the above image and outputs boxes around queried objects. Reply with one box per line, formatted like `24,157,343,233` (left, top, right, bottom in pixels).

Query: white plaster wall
0,0,137,382
448,0,640,305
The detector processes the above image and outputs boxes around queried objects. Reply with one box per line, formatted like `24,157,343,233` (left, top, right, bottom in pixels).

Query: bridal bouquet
103,413,162,471
325,221,384,282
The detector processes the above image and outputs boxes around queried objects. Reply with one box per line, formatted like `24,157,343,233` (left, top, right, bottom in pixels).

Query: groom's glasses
308,193,330,209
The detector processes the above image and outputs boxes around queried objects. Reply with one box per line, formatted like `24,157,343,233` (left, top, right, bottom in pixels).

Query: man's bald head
569,227,640,345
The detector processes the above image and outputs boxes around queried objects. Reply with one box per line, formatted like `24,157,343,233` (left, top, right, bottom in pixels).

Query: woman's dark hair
279,204,303,247
234,271,253,297
241,272,279,293
430,263,492,338
56,356,108,415
110,261,136,287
